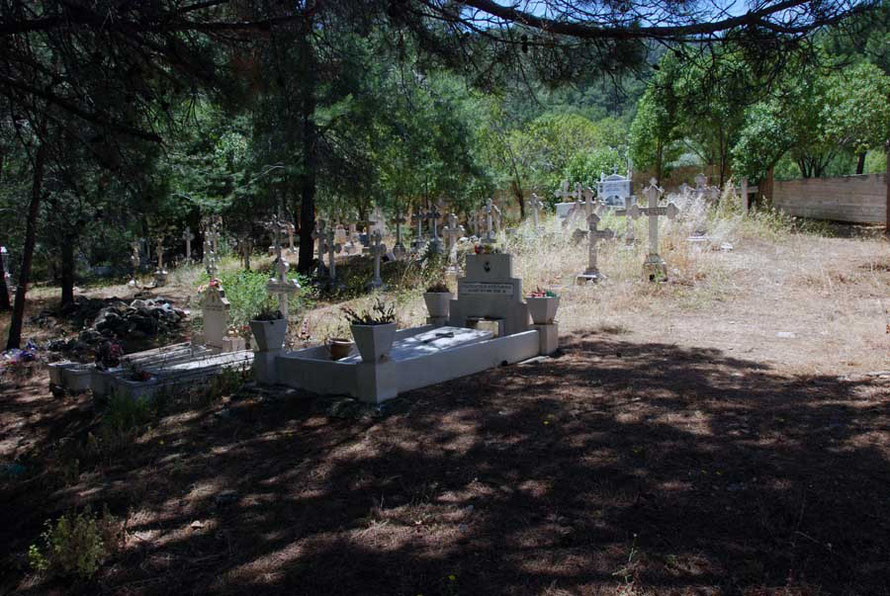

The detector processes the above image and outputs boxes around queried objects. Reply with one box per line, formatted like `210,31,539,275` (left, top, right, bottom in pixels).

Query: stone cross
614,194,638,246
393,212,407,258
529,193,544,229
482,198,500,244
368,230,386,289
266,221,300,317
555,181,579,203
325,228,341,281
576,213,614,283
182,227,194,262
581,186,595,218
626,179,680,280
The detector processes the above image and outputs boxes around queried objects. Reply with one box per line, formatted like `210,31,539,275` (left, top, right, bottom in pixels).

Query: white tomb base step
50,343,254,400
98,350,254,401
272,325,541,404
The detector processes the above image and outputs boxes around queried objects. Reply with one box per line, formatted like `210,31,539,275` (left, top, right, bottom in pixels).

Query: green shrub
28,506,112,579
197,268,309,328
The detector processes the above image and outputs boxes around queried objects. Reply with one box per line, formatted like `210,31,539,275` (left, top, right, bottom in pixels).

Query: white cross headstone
368,230,386,290
482,199,500,245
576,213,614,284
326,228,342,282
182,227,194,262
626,178,680,281
266,221,300,318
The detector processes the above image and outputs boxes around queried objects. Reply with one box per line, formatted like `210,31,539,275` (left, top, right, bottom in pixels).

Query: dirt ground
1,230,889,595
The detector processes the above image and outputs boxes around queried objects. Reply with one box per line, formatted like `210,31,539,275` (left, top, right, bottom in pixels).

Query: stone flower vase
527,296,560,325
249,318,288,352
423,292,452,319
350,322,397,363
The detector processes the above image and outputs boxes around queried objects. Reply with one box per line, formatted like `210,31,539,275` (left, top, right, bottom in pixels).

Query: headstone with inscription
597,171,632,208
448,252,529,336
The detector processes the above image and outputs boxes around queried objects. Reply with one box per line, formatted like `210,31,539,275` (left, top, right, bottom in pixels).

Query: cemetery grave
2,202,890,596
5,5,890,593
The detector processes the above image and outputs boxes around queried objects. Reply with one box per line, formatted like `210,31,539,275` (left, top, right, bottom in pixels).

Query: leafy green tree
825,62,890,173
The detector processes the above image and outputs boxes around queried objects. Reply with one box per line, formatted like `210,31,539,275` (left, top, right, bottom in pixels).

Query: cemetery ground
1,210,890,594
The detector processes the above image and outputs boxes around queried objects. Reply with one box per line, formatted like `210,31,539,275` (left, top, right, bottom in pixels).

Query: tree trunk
60,239,75,307
0,244,10,312
511,180,525,220
0,149,8,312
6,141,47,350
296,15,317,275
856,151,866,175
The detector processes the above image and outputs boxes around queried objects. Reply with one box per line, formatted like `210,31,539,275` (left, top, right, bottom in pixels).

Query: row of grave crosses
575,179,680,283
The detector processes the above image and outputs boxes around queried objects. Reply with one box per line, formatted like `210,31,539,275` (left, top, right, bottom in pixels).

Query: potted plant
249,308,287,352
526,287,560,325
423,281,452,319
326,337,355,360
342,298,397,363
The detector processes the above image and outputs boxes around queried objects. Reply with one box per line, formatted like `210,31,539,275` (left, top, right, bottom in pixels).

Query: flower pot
327,337,354,360
423,292,452,318
249,318,288,352
527,296,560,325
350,322,397,363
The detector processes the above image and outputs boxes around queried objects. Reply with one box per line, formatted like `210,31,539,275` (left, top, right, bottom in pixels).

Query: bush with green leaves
201,268,308,328
28,507,112,579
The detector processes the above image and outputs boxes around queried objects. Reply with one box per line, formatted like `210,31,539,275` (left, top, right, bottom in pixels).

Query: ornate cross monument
182,227,194,262
576,213,615,284
626,179,680,281
266,217,300,317
367,230,386,290
482,198,500,245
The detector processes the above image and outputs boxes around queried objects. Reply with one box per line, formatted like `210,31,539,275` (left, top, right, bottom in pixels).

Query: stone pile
47,297,187,352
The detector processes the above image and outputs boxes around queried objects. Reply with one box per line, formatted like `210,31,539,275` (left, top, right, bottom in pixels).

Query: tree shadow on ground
3,332,889,595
